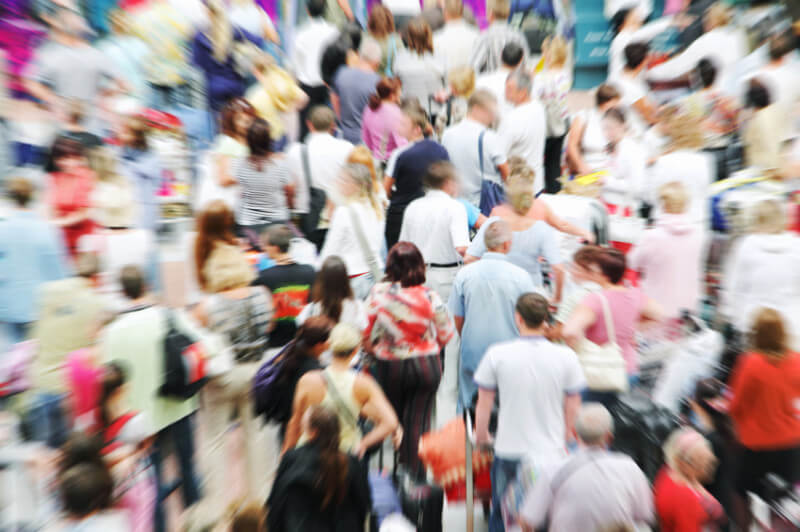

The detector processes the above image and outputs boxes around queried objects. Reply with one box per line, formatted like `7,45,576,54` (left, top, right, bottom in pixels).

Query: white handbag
576,293,629,393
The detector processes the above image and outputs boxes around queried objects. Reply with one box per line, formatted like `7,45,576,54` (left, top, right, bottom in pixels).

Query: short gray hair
359,36,383,64
576,403,614,445
484,219,512,250
507,69,532,94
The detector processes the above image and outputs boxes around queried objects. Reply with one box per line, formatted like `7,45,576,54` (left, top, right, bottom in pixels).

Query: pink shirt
582,288,647,374
361,101,408,162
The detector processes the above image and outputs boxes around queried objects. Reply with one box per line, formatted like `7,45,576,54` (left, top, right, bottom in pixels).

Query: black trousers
385,204,406,252
299,83,329,140
544,135,565,194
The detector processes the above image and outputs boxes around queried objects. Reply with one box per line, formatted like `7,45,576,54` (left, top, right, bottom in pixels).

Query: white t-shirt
473,337,586,460
229,3,275,40
608,72,649,139
297,298,368,331
320,201,385,276
382,0,421,16
441,118,507,206
475,68,512,120
576,109,610,172
285,132,354,217
292,18,340,86
434,20,481,74
498,100,547,192
399,189,469,265
603,137,647,207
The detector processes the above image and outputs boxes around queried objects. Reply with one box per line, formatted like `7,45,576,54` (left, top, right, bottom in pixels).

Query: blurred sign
575,15,614,67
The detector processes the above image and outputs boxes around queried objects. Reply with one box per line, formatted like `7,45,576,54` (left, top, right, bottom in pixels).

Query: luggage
396,474,444,532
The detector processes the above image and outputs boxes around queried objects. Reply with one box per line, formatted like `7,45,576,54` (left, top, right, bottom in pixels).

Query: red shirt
654,468,724,532
49,168,96,254
729,351,800,450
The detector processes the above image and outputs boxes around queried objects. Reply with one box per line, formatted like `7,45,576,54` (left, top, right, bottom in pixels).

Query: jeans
148,83,193,111
151,415,201,532
490,456,522,532
350,273,376,301
13,143,45,167
25,392,69,448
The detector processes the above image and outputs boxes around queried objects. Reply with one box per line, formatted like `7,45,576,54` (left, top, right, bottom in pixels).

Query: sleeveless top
320,367,362,454
579,109,610,172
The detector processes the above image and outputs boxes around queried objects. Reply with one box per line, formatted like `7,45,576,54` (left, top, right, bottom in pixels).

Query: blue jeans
490,456,521,532
25,392,69,448
151,414,201,532
148,83,192,111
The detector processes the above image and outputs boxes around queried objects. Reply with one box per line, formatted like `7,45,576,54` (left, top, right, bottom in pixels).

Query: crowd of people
0,0,799,531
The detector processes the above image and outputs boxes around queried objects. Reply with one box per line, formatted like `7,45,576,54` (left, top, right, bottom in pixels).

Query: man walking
499,70,547,192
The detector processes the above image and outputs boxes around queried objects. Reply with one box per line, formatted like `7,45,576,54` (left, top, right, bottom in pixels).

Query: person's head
51,136,86,173
290,316,335,362
514,293,550,332
120,115,149,151
195,200,238,288
595,84,621,112
658,181,689,215
321,38,352,86
704,3,731,32
338,162,384,218
205,0,233,63
312,256,354,322
120,264,146,300
359,36,383,70
202,240,256,293
342,22,363,54
304,405,348,508
423,160,460,196
500,42,524,70
448,65,476,98
385,241,426,287
444,0,464,20
75,252,100,281
695,58,717,89
306,0,326,18
505,167,535,215
601,107,627,145
484,219,512,254
262,224,293,260
611,7,635,34
595,247,626,285
488,0,510,23
329,322,361,360
661,105,704,151
99,362,127,429
623,42,649,72
398,102,431,140
308,105,336,134
220,98,257,140
663,427,717,483
570,245,605,285
368,4,395,39
404,17,433,56
745,79,771,110
246,118,272,158
230,503,265,532
750,307,790,359
504,69,531,105
768,30,795,63
59,463,114,519
59,432,105,473
5,176,34,208
575,403,615,447
750,198,786,234
467,89,499,127
368,77,403,110
347,145,381,192
542,35,568,69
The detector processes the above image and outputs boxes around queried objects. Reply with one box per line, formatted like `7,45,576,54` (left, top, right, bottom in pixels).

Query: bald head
576,403,614,446
484,219,512,253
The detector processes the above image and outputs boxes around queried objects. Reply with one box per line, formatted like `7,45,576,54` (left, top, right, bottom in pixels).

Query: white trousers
427,265,461,427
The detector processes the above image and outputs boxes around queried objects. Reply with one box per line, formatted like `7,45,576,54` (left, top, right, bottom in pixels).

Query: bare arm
475,388,496,447
216,155,236,187
454,315,464,335
331,92,341,119
566,116,589,175
355,376,400,458
541,201,594,242
639,296,662,324
633,98,659,127
463,254,480,264
337,0,354,21
473,213,488,230
564,393,581,444
383,176,395,199
281,377,312,455
191,300,209,328
551,263,565,304
455,246,467,257
562,304,596,350
284,182,296,210
497,162,510,182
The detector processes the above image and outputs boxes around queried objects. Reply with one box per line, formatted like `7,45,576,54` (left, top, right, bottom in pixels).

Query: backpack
252,342,292,422
101,412,138,456
158,311,208,400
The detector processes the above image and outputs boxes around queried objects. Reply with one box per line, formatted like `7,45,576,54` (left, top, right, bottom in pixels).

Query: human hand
392,426,404,449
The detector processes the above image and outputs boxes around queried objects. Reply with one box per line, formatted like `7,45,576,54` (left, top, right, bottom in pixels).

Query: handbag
575,293,629,393
477,130,505,216
299,144,327,238
347,205,383,282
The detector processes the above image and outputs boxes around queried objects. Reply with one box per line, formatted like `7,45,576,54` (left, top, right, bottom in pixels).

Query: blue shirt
448,252,535,408
0,210,70,323
458,199,480,229
467,218,563,287
121,148,162,232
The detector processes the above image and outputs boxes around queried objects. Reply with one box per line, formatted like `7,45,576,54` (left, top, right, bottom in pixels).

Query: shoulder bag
299,143,328,238
478,130,506,216
347,205,383,282
575,293,629,393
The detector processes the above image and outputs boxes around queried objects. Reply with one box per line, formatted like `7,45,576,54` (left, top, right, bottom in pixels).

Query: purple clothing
191,28,264,111
582,288,647,375
361,101,408,162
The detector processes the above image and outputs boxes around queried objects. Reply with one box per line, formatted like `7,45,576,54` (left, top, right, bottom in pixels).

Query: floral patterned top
363,282,455,361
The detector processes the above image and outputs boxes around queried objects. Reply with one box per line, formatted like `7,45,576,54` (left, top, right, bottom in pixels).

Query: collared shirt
441,118,507,206
448,252,535,406
399,189,469,265
292,17,340,86
521,448,654,531
470,21,530,75
0,210,70,323
434,19,480,74
498,99,547,191
474,336,585,459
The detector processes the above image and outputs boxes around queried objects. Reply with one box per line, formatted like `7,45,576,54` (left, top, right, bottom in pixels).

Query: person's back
254,262,316,348
333,66,380,144
442,116,505,206
319,366,361,453
648,150,714,226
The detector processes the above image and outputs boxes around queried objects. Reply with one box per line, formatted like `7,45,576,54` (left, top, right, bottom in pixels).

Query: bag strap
597,293,617,346
104,412,138,445
301,144,313,192
478,130,486,181
322,369,360,429
550,451,597,496
347,205,382,281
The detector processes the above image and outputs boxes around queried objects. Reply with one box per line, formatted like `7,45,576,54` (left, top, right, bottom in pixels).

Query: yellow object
574,170,608,186
246,67,305,140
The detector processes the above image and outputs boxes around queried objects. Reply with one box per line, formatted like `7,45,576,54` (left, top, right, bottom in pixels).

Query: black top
253,262,316,348
388,139,450,208
267,441,371,532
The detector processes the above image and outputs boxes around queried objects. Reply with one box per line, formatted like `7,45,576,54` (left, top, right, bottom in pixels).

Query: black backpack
158,311,208,400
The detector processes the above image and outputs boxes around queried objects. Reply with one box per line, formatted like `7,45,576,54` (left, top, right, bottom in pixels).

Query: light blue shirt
467,218,563,287
448,252,535,408
121,148,162,232
0,210,70,323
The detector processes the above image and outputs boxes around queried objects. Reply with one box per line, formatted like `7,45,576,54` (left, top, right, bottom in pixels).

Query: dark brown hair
596,84,621,107
98,362,126,432
516,293,550,328
385,241,426,287
6,177,34,207
368,4,395,39
750,307,789,358
194,200,238,289
219,97,257,139
51,136,85,168
123,115,149,151
595,247,627,285
368,77,402,110
423,161,457,190
312,256,354,322
573,245,604,270
230,503,265,532
404,17,433,55
278,316,335,387
308,405,349,509
247,118,273,170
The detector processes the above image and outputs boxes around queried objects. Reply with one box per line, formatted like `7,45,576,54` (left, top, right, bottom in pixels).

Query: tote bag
576,293,629,393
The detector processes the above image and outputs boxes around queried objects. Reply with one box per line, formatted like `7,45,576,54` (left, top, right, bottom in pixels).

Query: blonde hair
662,105,704,152
202,243,256,293
206,0,233,63
347,145,383,202
342,163,384,220
751,198,786,234
706,3,732,30
489,0,511,20
448,65,476,98
88,147,123,184
663,427,712,472
505,165,535,215
543,35,568,69
658,181,689,215
329,323,361,357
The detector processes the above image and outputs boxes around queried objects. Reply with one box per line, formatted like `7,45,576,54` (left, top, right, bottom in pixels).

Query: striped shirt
233,156,291,226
